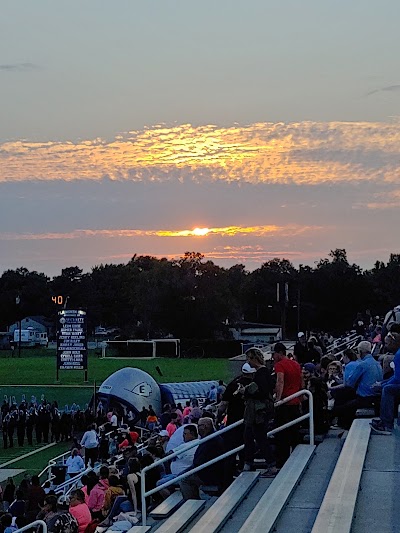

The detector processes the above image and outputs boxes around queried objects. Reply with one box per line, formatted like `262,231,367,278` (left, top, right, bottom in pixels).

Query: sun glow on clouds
1,121,400,186
0,224,321,241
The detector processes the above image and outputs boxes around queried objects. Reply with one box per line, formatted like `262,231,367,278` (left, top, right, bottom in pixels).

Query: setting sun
192,227,210,236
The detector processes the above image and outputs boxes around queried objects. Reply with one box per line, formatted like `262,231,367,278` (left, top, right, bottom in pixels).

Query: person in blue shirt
370,332,400,435
332,341,382,429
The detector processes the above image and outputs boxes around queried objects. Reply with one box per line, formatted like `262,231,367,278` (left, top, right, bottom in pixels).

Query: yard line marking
0,442,56,468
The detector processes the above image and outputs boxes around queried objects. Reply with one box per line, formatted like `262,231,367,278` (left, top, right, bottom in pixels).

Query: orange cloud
1,121,400,185
0,224,321,241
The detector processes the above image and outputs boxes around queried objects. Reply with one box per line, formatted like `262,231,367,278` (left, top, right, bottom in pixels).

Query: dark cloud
0,62,39,72
367,84,400,96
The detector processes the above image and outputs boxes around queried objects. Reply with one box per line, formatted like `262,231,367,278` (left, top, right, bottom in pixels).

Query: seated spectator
326,361,344,388
179,417,225,500
69,489,91,533
47,495,78,533
66,449,85,478
126,458,141,515
1,513,17,533
342,349,359,382
156,424,199,499
118,426,139,450
332,341,383,429
182,401,192,421
88,466,109,519
371,332,400,435
8,489,25,518
173,404,184,426
189,400,203,424
157,430,170,452
160,404,172,429
102,475,125,517
166,412,179,437
146,408,158,431
302,363,316,388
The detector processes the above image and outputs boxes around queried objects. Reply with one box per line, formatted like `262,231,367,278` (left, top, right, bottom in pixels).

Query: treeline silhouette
1,249,399,339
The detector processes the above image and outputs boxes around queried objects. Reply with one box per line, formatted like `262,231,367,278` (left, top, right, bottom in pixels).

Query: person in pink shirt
69,489,91,533
182,401,192,421
166,412,179,437
87,466,109,519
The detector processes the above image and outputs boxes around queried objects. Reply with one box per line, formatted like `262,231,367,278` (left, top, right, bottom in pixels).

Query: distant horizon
2,246,398,279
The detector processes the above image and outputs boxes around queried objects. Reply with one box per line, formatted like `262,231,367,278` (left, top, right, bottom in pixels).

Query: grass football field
0,351,231,484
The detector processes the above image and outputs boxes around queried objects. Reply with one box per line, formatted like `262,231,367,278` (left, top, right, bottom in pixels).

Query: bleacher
18,416,394,533
17,335,396,533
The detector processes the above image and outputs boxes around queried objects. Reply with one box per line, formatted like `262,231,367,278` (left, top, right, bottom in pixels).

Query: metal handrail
326,333,358,354
141,389,314,525
15,520,47,532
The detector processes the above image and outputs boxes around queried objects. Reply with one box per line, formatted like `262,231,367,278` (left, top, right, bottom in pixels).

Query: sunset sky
1,1,400,276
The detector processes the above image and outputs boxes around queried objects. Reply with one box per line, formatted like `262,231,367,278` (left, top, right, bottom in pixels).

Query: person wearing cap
158,429,170,451
240,348,274,472
217,362,257,473
294,332,311,365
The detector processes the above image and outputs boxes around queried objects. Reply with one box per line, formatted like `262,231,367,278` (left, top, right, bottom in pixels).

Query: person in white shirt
156,424,199,499
66,448,85,477
110,411,118,428
80,424,99,467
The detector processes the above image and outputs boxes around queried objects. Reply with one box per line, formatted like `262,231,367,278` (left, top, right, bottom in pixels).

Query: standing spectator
110,410,118,429
139,406,149,428
8,489,25,518
66,449,85,478
146,408,158,431
2,478,15,511
217,380,226,402
26,475,45,522
241,350,274,473
80,425,99,468
272,342,302,472
68,489,91,533
294,333,310,364
207,385,218,404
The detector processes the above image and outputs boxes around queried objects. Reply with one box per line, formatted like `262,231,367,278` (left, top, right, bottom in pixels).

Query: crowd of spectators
1,308,400,531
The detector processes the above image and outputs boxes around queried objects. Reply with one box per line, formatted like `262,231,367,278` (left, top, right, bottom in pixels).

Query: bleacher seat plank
190,471,260,533
311,418,371,533
126,527,151,533
238,444,316,533
156,499,206,533
150,491,184,519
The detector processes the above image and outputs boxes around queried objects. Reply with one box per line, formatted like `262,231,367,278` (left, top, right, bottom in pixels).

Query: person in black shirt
218,362,257,472
240,348,274,471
